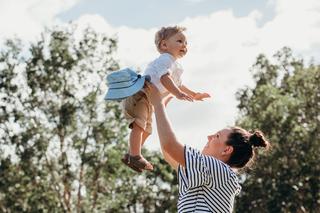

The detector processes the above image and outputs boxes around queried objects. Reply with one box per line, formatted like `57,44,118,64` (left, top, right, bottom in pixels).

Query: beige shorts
122,89,153,134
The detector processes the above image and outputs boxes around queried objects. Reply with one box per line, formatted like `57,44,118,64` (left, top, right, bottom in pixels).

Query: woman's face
202,128,233,160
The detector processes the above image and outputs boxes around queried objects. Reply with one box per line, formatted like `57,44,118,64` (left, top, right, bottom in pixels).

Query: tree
235,47,320,213
0,25,178,212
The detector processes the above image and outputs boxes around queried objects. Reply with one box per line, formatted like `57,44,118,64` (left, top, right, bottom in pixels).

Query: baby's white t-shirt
143,53,183,95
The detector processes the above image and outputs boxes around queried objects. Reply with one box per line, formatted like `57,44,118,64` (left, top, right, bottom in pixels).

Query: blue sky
59,0,275,28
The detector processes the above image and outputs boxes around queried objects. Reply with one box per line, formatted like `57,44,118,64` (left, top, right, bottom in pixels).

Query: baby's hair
226,127,270,169
155,26,186,53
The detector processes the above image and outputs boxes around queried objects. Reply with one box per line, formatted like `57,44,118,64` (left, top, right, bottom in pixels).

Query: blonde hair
155,26,186,53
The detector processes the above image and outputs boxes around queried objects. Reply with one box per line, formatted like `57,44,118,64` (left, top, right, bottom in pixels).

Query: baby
121,26,210,172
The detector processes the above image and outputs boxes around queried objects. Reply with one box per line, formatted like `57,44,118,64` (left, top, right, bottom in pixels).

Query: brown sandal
121,154,143,173
128,155,153,171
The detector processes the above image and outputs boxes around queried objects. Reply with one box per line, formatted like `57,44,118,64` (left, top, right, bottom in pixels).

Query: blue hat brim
104,75,147,101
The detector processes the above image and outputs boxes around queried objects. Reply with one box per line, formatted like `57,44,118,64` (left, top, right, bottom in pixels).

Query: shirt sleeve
178,145,233,189
152,54,174,78
178,146,210,189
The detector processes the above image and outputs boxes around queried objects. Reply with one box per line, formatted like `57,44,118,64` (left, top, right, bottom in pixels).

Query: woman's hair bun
248,130,269,148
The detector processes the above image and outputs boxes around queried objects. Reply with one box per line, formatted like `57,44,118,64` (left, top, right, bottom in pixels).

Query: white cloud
74,14,116,35
0,0,79,42
274,0,320,14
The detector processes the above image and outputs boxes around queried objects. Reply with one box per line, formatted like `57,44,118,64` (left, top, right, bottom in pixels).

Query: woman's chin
202,148,208,155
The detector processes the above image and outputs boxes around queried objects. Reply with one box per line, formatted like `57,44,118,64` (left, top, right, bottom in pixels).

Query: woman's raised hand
145,81,163,106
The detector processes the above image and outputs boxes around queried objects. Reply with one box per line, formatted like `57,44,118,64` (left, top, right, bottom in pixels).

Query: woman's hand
145,81,163,107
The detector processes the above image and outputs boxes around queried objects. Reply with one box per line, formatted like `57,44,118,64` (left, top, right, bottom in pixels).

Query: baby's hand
193,92,211,101
176,92,193,102
164,96,173,107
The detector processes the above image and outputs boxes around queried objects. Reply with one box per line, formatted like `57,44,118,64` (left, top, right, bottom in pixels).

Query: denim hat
104,68,150,101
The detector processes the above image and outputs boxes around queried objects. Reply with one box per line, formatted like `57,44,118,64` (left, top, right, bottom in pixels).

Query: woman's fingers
145,81,162,105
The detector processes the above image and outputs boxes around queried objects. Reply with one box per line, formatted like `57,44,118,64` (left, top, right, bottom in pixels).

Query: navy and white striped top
177,146,241,213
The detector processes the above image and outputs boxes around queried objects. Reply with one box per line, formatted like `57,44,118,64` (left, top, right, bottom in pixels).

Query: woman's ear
222,146,233,156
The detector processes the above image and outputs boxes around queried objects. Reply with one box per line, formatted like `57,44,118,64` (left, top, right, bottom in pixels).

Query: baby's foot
121,154,143,173
128,155,153,171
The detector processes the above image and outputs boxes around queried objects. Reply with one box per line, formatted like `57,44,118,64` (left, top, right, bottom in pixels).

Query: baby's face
161,32,188,59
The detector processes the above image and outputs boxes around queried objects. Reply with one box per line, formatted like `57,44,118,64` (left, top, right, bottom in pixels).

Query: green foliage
235,47,320,213
0,25,178,212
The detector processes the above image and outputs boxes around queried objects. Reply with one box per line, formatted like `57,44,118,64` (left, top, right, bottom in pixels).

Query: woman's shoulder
202,153,236,177
184,146,234,174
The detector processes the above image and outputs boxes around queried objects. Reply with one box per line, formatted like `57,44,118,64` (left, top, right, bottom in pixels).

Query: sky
1,0,320,151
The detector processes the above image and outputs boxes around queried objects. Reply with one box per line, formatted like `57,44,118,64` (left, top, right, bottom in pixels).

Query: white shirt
178,146,242,213
143,53,183,95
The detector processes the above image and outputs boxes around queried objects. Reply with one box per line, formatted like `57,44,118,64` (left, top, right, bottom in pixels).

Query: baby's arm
163,95,173,107
160,74,193,102
180,85,196,97
180,84,211,101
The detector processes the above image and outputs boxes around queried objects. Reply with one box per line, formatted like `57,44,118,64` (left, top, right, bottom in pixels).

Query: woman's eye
177,40,182,43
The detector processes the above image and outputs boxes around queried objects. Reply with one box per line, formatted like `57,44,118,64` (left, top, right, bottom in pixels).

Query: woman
146,82,270,213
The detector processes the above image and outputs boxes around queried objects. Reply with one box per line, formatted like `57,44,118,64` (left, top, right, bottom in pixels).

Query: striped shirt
177,146,241,213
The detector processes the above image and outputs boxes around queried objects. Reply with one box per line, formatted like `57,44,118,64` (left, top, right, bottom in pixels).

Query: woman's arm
160,145,179,171
153,102,185,167
146,82,186,167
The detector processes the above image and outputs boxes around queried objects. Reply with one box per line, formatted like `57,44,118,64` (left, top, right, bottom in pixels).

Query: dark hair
226,127,270,169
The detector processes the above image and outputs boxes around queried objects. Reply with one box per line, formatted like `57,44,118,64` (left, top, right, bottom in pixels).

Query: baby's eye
177,40,183,43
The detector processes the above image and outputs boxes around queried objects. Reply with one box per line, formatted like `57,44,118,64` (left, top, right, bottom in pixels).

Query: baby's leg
141,131,150,146
129,122,144,156
126,122,153,171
